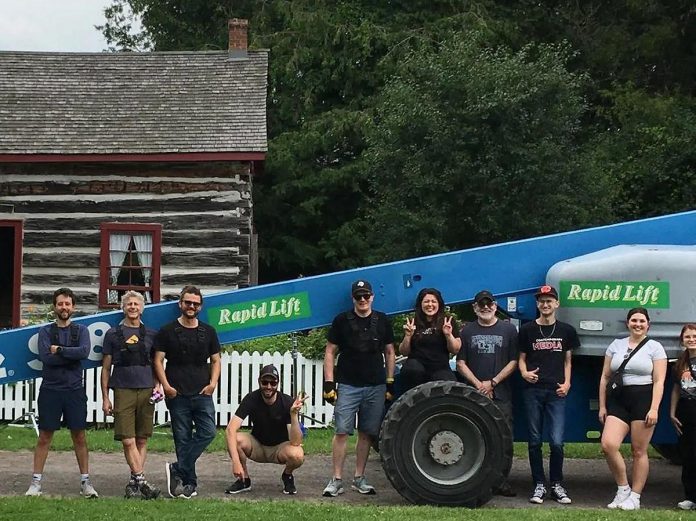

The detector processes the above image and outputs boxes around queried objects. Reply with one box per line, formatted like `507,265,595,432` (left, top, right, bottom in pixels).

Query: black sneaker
124,479,140,499
179,484,197,499
529,483,546,504
282,473,297,495
225,478,252,494
165,463,183,498
139,480,161,500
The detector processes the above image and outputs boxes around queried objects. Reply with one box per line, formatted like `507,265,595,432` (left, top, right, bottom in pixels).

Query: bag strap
615,337,650,374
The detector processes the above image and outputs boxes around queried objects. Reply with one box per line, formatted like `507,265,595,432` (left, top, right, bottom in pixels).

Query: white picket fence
0,351,333,428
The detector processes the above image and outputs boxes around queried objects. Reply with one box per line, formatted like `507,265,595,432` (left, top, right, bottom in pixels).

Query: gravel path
0,449,685,509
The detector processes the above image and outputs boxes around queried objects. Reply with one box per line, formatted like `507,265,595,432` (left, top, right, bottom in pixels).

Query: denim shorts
37,387,87,431
334,383,385,436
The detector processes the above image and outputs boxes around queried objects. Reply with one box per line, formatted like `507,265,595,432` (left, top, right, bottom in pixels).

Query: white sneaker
618,495,640,510
678,499,696,510
80,480,99,498
607,487,631,509
25,480,42,496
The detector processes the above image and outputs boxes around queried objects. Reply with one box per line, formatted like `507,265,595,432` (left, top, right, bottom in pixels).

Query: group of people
323,280,695,510
25,285,305,500
21,280,696,509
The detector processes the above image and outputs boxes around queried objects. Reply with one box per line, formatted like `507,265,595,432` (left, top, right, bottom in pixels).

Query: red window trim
0,219,23,327
99,222,162,308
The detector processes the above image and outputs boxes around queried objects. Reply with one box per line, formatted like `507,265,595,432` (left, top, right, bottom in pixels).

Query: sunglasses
354,293,372,301
182,300,202,308
477,301,496,309
260,379,278,387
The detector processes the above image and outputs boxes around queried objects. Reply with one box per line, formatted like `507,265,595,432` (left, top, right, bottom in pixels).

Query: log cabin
0,19,267,327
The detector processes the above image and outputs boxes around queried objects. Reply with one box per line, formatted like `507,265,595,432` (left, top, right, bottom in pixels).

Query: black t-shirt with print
518,320,580,389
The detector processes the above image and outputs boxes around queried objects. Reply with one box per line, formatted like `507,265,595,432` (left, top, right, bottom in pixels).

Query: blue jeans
166,394,217,486
523,386,566,485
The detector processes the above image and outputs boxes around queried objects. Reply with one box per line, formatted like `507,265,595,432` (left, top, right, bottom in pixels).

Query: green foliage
224,327,328,360
357,35,614,263
97,1,696,282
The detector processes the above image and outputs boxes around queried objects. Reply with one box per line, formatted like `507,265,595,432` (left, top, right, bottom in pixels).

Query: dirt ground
0,449,685,509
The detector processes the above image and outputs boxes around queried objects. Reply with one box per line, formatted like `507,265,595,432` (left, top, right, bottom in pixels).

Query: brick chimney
228,18,248,58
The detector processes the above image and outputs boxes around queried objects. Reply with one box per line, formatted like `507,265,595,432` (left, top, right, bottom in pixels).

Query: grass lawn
0,424,655,459
1,497,689,521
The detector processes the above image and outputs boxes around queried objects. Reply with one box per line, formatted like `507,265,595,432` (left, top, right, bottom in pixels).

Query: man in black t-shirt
322,280,395,497
154,285,221,500
224,364,305,495
457,289,518,497
518,285,580,506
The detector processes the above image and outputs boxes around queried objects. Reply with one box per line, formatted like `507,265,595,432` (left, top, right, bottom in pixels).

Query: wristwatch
56,346,64,354
491,378,498,388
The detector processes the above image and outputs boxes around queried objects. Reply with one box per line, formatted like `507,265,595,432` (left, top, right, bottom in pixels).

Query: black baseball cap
351,279,373,296
259,364,279,381
474,290,495,304
535,285,559,300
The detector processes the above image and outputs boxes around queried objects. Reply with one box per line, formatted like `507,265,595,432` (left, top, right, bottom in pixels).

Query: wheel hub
429,430,464,465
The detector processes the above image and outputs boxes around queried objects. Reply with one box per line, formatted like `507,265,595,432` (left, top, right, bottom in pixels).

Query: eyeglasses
260,380,278,387
182,300,202,308
477,301,496,309
354,293,372,301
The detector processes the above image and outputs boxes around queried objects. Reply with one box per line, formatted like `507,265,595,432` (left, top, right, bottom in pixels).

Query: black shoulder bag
606,337,650,399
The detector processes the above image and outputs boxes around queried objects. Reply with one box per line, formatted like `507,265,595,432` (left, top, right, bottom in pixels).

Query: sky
0,0,112,52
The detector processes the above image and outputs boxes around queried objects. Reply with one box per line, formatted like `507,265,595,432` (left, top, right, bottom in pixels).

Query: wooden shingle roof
0,50,268,155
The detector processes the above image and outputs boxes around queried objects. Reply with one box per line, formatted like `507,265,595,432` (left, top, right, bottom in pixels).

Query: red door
0,220,23,328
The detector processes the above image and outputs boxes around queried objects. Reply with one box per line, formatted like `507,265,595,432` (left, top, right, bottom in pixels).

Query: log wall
0,162,255,320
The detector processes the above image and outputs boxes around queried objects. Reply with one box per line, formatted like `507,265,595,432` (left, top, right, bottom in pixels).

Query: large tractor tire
380,381,512,508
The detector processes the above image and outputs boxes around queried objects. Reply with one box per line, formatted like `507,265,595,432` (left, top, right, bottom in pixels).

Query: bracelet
386,377,395,384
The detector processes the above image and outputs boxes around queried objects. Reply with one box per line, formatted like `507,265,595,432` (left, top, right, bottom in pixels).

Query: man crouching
225,365,305,495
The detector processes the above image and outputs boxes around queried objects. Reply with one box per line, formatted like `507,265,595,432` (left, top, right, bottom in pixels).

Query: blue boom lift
2,210,696,506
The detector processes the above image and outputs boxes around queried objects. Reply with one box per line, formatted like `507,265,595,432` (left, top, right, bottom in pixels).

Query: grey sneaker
80,479,99,498
529,483,546,504
551,482,571,504
166,463,183,498
139,480,161,500
25,480,42,496
322,477,344,497
351,475,376,495
124,479,140,499
179,484,197,499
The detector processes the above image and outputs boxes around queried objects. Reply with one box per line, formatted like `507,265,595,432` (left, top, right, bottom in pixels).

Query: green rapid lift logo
560,281,669,308
208,292,312,332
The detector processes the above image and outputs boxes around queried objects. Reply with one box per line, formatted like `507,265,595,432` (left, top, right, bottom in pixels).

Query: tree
354,35,615,264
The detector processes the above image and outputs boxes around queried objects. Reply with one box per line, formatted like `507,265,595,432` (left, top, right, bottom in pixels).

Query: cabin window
99,223,162,308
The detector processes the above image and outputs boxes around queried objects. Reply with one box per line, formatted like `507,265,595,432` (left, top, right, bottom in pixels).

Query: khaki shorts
113,388,155,440
244,433,291,464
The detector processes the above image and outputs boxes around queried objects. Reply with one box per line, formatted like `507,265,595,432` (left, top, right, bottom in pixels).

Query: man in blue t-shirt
25,288,97,498
101,290,160,500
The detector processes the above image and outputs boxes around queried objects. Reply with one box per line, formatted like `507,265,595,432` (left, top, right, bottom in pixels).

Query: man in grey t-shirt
101,291,160,500
457,290,518,496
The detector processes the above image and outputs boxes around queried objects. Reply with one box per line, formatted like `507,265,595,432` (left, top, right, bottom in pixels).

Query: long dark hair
675,323,696,377
414,288,446,332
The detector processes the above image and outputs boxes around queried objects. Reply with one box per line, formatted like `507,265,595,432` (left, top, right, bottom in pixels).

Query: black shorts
37,387,88,431
607,384,653,424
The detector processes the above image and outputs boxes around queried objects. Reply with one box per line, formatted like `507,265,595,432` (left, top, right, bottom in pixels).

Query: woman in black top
669,323,696,510
398,288,460,392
